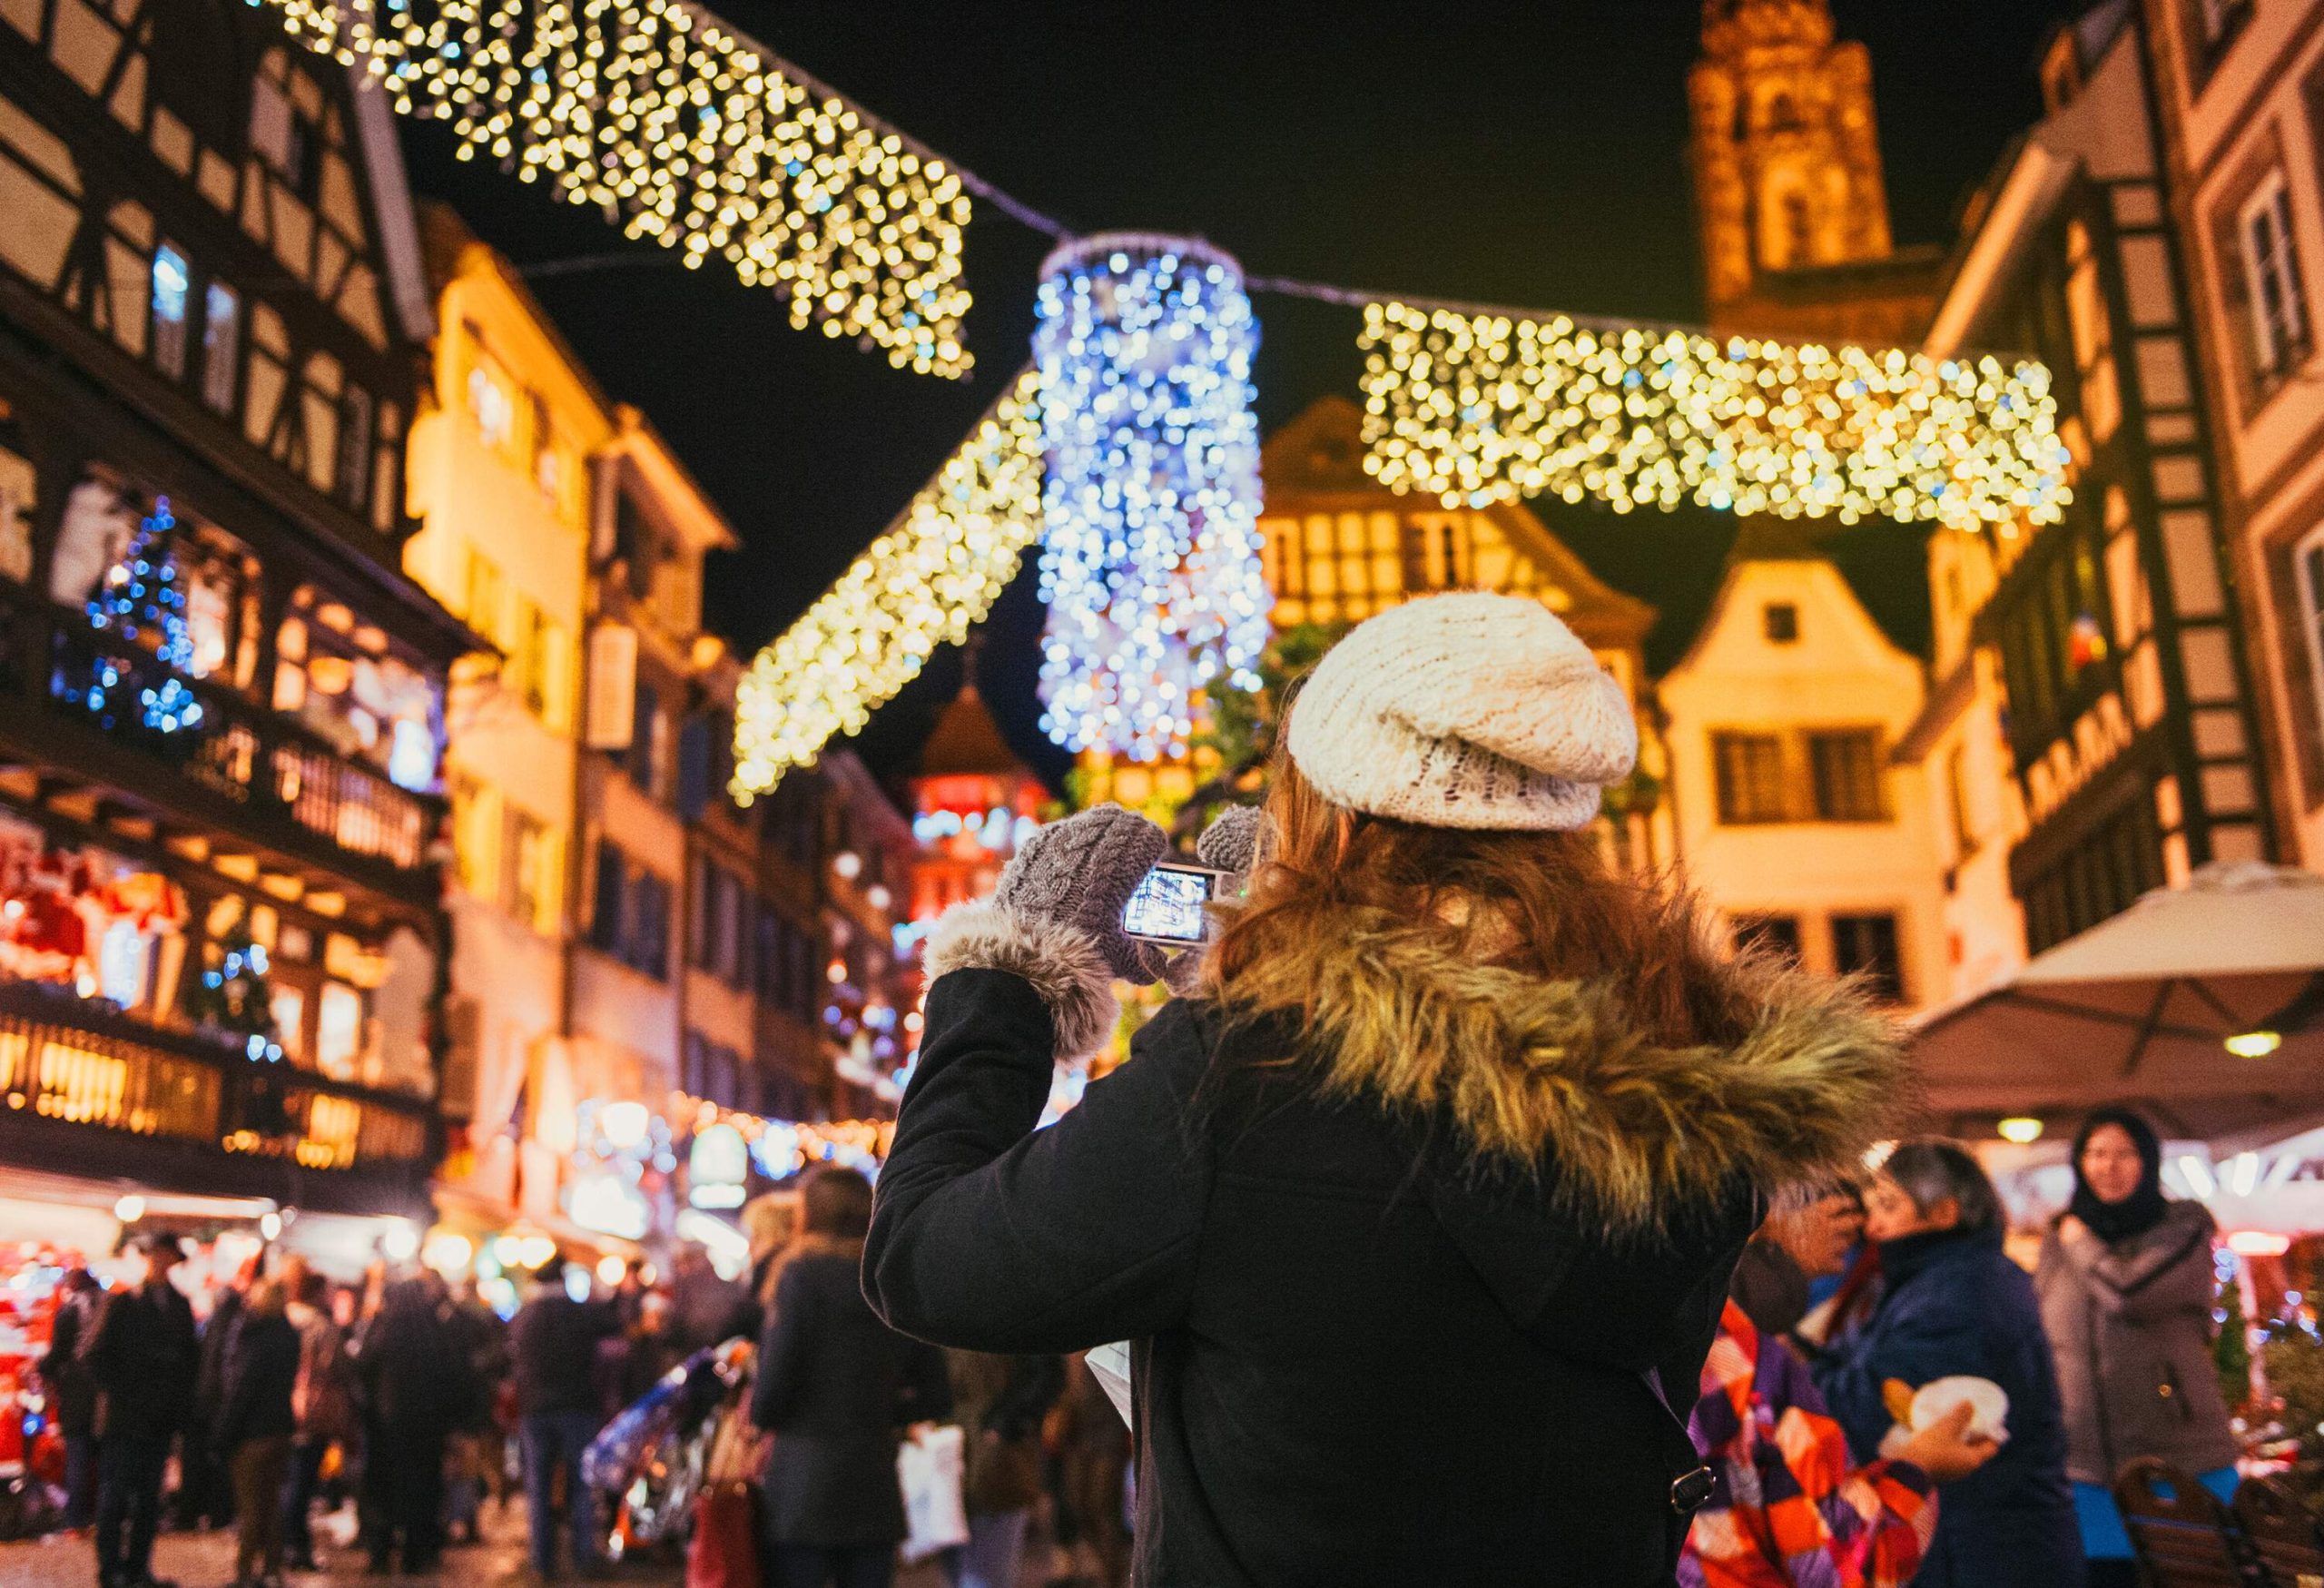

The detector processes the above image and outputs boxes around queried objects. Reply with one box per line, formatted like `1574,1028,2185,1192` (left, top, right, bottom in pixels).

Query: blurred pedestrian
1682,1182,1998,1587
278,1261,353,1571
608,1290,684,1415
509,1259,619,1581
742,1191,799,1317
40,1267,103,1533
216,1278,299,1588
80,1229,198,1588
1814,1142,2083,1588
1049,1358,1130,1588
2035,1108,2240,1588
181,1256,253,1531
753,1166,950,1588
441,1277,510,1546
940,1351,1064,1588
351,1277,474,1573
867,594,1907,1585
667,1245,755,1356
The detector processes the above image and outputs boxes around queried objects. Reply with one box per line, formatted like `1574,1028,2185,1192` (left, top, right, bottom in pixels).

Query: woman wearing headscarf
2034,1108,2240,1588
865,593,1910,1587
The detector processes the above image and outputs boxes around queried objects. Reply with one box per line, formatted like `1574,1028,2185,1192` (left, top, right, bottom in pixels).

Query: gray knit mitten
995,804,1169,984
1196,804,1268,885
921,804,1167,1063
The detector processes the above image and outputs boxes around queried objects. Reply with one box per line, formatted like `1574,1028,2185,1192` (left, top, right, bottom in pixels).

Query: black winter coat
78,1279,198,1442
748,1247,950,1547
217,1310,300,1450
868,908,1902,1588
355,1288,477,1435
510,1292,620,1418
41,1289,100,1437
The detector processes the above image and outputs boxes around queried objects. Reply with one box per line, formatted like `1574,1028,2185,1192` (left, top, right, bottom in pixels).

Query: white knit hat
1285,593,1638,831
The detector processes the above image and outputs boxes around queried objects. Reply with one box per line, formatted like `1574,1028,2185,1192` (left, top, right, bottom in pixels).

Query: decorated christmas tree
187,927,283,1060
2216,1267,2253,1414
80,495,203,735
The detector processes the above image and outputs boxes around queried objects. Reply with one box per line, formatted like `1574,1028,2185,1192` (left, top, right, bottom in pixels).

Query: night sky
400,1,2087,790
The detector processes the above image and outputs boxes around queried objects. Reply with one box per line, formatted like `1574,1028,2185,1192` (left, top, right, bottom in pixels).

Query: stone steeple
1689,0,1932,343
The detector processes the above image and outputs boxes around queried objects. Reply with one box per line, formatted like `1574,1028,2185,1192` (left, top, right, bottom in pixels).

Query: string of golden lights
263,0,974,375
1358,301,2072,530
730,369,1044,797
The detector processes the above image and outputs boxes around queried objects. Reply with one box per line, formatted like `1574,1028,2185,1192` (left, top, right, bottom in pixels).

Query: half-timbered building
1906,4,2275,975
0,0,470,1248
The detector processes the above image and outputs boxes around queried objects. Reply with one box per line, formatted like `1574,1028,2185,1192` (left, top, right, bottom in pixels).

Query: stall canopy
1909,863,2324,1149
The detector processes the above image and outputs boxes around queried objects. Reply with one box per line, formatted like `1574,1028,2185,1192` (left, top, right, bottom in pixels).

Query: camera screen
1121,864,1215,943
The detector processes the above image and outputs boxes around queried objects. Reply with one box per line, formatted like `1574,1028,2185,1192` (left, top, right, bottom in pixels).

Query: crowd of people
31,1173,1136,1588
855,594,2269,1588
31,595,2275,1588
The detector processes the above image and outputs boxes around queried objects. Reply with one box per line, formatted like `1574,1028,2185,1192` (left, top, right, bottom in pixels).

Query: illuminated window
201,282,240,413
466,553,504,645
1832,913,1904,1002
510,811,560,933
1730,913,1802,964
151,245,190,380
2296,524,2324,763
316,981,364,1078
2240,172,2311,382
449,777,502,904
1712,732,1787,824
1807,730,1885,822
0,444,34,584
467,353,516,451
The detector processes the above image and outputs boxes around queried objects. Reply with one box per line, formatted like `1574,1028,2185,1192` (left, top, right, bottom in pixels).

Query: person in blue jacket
1812,1140,2085,1588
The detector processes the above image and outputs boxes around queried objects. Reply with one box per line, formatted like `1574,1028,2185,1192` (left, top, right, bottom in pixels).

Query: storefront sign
688,1122,748,1209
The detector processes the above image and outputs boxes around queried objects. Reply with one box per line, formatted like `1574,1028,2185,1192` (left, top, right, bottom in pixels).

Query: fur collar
1220,905,1907,1232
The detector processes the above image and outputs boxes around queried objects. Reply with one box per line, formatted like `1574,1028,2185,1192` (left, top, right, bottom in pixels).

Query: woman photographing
866,593,1908,1586
2035,1109,2240,1587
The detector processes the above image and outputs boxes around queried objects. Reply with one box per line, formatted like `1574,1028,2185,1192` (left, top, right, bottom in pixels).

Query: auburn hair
1205,755,1754,1052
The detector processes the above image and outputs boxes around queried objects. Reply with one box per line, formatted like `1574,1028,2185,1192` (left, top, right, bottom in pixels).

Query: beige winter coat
2034,1199,2240,1485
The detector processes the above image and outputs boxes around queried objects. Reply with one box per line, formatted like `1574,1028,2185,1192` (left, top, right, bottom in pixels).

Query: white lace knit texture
1285,592,1638,832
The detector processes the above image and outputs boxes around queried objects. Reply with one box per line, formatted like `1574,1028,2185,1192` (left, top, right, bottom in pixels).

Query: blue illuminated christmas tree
81,495,203,735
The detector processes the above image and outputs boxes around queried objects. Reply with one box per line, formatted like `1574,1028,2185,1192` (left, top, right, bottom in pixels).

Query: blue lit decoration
1033,234,1269,762
78,496,204,735
190,929,283,1060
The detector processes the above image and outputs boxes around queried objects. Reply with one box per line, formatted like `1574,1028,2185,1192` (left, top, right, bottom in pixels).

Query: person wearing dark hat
2035,1108,2240,1588
508,1259,620,1582
79,1229,198,1588
863,594,1910,1586
41,1267,104,1533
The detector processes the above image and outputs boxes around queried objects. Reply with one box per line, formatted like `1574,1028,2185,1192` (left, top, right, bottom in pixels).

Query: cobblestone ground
0,1503,1056,1588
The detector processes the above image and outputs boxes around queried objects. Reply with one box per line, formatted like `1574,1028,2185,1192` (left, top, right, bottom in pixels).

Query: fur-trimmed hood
1223,905,1909,1232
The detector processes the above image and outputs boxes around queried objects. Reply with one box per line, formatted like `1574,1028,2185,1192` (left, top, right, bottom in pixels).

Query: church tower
1689,0,1936,344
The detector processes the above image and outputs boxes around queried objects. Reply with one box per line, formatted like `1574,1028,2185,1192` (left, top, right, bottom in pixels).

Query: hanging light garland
262,0,974,375
730,369,1044,798
1357,301,2071,530
1033,234,1269,764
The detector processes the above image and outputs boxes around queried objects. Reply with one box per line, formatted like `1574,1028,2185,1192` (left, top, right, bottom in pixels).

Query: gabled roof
916,679,1029,781
1260,397,1657,646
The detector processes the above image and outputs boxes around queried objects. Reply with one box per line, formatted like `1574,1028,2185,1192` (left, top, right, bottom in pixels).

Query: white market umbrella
1908,863,2324,1149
